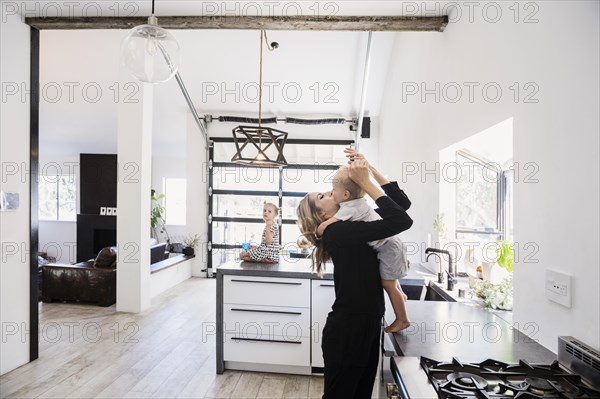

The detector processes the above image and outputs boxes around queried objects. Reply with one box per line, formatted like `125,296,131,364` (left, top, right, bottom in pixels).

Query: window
39,175,76,221
455,151,513,240
164,178,186,226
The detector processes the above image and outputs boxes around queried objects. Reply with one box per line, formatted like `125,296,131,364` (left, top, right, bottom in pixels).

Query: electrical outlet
546,269,572,308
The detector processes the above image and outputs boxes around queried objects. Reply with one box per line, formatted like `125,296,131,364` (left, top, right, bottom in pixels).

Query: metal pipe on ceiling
355,31,373,152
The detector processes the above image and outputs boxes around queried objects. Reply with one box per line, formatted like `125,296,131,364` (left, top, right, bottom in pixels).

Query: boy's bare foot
384,319,412,333
402,292,408,301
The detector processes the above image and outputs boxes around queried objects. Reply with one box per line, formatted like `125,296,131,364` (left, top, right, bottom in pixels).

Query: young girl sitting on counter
239,202,280,263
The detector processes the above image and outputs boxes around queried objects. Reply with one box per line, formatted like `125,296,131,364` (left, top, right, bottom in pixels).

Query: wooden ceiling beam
25,15,448,31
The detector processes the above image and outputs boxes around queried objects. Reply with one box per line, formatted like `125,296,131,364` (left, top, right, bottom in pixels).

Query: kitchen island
216,258,332,375
216,257,429,375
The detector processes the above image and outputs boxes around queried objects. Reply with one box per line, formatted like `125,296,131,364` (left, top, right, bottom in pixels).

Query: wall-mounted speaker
361,117,371,138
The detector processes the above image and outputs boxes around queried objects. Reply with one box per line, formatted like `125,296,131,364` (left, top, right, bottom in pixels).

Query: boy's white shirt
335,197,379,222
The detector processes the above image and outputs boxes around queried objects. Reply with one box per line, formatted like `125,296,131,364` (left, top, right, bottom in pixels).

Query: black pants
321,313,382,399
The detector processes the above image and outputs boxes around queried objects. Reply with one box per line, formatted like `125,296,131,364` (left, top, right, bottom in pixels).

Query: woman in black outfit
297,155,413,398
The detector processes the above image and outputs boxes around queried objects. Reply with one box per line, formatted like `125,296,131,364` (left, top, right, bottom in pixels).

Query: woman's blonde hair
296,194,330,276
263,202,279,215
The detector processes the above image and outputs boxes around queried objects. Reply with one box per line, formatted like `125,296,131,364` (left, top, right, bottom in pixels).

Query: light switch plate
546,269,572,308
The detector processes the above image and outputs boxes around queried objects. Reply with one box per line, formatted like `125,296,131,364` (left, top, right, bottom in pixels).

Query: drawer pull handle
320,284,335,287
231,308,302,315
230,279,302,285
231,337,302,344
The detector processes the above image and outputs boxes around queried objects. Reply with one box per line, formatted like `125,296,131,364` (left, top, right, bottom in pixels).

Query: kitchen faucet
425,247,456,291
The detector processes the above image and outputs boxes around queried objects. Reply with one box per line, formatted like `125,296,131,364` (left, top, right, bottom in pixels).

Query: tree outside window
39,175,76,221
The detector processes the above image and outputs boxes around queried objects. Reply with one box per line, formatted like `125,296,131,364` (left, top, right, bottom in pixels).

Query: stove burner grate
420,357,600,399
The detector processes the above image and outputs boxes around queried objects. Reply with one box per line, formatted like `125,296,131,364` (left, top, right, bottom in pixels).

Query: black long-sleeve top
322,182,413,317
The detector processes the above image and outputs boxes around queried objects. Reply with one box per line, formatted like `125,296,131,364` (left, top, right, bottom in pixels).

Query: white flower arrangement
469,276,513,310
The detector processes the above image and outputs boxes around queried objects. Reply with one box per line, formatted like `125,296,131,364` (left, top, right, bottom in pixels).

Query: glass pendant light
121,0,180,84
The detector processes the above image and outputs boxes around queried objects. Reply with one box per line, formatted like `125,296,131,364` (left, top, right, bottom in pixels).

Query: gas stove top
420,357,600,399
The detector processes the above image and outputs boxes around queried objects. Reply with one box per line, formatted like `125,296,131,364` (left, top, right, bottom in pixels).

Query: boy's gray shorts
376,238,408,280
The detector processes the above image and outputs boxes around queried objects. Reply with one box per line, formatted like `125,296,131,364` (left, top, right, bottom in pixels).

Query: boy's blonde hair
263,202,279,215
333,166,365,199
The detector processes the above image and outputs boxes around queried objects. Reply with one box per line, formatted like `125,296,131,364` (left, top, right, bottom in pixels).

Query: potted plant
151,189,171,248
481,240,513,284
183,234,200,256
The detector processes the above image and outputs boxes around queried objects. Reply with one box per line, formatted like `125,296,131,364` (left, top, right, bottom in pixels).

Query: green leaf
496,240,514,272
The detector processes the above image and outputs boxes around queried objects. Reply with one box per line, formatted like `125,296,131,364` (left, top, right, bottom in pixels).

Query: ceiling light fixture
120,0,180,84
231,30,288,168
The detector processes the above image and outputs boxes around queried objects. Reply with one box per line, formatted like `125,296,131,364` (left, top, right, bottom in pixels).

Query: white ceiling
39,27,396,156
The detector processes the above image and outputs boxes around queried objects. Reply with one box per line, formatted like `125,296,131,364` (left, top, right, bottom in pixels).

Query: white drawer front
311,280,336,368
224,275,310,308
224,335,310,367
224,304,311,338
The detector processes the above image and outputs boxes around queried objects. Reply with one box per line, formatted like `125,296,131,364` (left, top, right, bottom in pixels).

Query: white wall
0,12,31,375
379,1,599,351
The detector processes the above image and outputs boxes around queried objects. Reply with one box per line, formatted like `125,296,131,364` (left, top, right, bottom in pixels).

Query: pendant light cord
263,30,276,51
258,30,263,129
152,0,155,15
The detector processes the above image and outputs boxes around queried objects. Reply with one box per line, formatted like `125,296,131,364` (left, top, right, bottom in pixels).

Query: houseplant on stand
183,234,200,256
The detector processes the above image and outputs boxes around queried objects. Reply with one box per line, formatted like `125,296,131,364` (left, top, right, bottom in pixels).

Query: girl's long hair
296,194,330,276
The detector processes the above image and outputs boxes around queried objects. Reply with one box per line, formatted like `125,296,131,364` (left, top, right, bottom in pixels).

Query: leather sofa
42,242,168,307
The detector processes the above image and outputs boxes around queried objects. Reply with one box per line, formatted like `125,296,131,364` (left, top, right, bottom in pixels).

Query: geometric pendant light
231,30,288,167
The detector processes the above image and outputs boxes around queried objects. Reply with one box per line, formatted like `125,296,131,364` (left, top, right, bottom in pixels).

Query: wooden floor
0,278,385,398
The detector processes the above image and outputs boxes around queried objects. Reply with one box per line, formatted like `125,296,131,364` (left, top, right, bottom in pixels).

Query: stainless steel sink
421,282,456,302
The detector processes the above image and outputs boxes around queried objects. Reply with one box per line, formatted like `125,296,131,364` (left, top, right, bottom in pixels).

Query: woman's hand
345,147,390,186
348,159,371,186
344,147,367,165
349,159,384,201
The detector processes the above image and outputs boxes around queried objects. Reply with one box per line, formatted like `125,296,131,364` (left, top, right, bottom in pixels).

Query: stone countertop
216,258,334,280
384,300,556,363
216,258,430,286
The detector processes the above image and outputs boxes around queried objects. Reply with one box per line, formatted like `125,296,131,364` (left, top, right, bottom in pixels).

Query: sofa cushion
94,247,117,268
